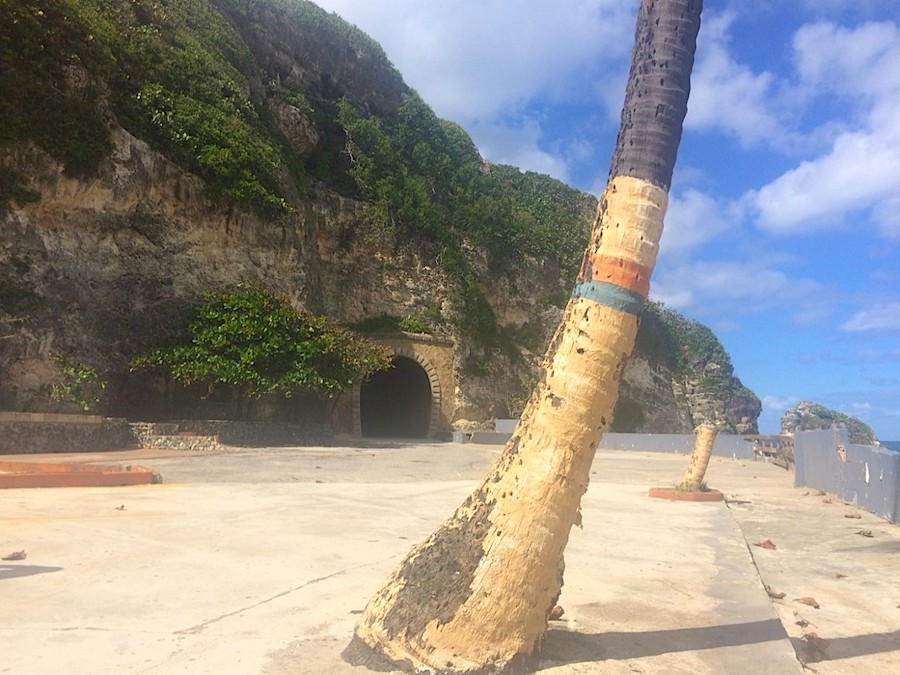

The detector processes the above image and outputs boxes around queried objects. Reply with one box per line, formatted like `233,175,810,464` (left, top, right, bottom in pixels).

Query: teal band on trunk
572,281,645,316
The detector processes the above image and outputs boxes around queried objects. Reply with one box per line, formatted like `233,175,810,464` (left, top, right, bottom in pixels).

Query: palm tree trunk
682,423,718,490
347,1,703,672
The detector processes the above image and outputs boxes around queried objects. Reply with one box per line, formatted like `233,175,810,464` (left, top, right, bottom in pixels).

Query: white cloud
660,188,732,256
745,20,900,237
470,119,570,182
712,319,740,333
793,21,900,101
762,395,800,414
800,0,886,17
684,12,785,147
840,302,900,332
872,194,900,240
313,0,633,121
747,125,900,234
650,287,694,310
312,0,635,184
652,258,828,321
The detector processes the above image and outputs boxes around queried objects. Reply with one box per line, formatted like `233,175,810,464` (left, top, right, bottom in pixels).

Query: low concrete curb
0,460,160,488
648,486,725,501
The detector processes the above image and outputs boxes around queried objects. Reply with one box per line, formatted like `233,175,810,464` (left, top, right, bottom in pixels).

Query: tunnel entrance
360,356,432,438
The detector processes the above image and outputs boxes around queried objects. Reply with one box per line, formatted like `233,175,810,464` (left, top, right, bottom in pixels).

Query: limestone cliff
781,401,876,445
615,303,760,434
0,0,759,434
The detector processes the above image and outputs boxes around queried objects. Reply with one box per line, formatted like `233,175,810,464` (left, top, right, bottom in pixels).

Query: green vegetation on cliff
1,0,592,348
782,401,876,445
1,0,591,249
617,301,760,433
1,0,759,429
640,301,752,396
1,0,286,213
131,287,392,418
337,92,591,350
338,93,589,278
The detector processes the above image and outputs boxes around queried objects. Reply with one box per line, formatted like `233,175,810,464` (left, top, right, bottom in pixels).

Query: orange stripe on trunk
587,254,651,297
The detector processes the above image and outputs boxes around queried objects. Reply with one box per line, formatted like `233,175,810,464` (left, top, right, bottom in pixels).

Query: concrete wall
598,432,756,459
463,426,757,460
794,428,900,524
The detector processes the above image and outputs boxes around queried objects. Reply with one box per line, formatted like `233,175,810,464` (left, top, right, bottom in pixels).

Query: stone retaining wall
0,414,331,454
171,420,331,446
129,423,222,452
0,414,139,454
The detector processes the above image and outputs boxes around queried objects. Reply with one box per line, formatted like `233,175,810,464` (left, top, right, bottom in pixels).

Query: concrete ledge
0,412,104,425
0,460,160,488
469,431,512,444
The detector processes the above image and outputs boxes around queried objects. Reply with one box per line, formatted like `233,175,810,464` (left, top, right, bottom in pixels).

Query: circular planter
648,487,724,502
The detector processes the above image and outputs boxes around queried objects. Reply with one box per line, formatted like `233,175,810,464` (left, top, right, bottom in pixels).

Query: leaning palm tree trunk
682,423,718,490
348,1,703,672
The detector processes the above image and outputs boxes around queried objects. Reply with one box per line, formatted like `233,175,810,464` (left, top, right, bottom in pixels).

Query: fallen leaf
797,597,820,609
856,530,874,538
549,605,565,620
114,505,126,511
803,632,830,653
766,586,786,599
835,573,847,579
799,632,831,666
796,619,810,628
844,513,861,519
2,550,26,561
754,539,777,550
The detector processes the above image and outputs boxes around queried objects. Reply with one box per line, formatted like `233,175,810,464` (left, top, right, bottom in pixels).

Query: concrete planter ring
648,486,724,502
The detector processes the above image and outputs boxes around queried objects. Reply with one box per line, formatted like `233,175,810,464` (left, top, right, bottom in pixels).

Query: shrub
131,287,392,418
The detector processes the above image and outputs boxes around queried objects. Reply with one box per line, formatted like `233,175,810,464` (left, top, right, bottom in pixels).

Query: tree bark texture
682,423,717,490
348,2,702,672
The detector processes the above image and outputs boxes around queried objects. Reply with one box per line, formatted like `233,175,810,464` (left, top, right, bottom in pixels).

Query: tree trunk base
342,633,535,675
648,486,724,501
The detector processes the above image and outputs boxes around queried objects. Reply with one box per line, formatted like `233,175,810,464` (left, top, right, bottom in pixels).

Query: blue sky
311,0,900,441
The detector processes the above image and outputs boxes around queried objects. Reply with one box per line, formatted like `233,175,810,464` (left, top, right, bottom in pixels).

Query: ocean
882,440,900,452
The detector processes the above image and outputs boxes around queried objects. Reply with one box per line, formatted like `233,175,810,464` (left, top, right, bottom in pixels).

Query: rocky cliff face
0,126,565,423
617,353,760,435
781,401,876,445
0,0,759,433
614,304,760,435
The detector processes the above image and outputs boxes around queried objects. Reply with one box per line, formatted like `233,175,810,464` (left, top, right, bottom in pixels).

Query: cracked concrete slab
2,444,898,673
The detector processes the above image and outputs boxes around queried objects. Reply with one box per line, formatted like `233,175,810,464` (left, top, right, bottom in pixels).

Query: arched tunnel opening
360,355,432,438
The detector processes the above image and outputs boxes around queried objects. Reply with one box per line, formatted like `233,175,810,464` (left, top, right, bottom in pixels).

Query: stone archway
352,339,450,439
359,355,433,438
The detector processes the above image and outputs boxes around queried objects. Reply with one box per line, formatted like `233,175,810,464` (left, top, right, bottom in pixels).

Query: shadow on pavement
540,618,788,663
790,628,900,664
0,564,63,581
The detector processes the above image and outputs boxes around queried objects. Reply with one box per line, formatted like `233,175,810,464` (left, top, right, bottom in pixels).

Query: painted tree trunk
347,1,703,672
682,423,718,490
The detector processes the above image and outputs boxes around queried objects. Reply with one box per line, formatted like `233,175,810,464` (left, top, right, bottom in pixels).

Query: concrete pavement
1,444,898,674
